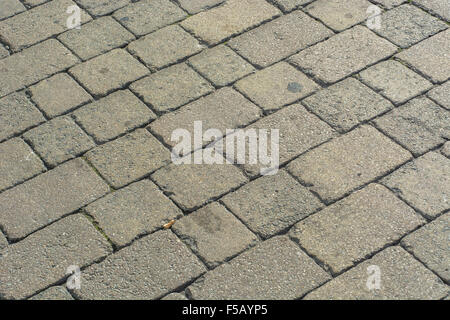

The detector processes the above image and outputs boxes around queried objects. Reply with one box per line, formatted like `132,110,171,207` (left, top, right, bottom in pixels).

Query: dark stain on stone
287,82,302,93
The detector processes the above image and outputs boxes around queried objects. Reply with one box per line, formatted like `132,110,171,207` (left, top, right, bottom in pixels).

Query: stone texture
222,170,323,239
23,0,49,6
75,0,130,16
228,10,332,68
272,0,311,12
29,73,92,118
74,230,206,300
0,0,91,51
187,236,330,300
0,138,46,192
0,44,8,59
305,0,374,31
0,214,112,300
85,179,182,247
290,184,425,274
0,158,109,240
86,129,170,188
181,0,280,45
382,152,450,218
113,0,186,36
0,39,79,98
30,287,74,300
396,29,450,83
0,0,25,20
23,116,96,167
372,0,406,9
161,292,188,300
69,49,149,97
428,81,450,109
0,92,45,142
442,142,450,157
373,97,449,156
402,213,450,282
130,63,213,113
72,90,155,143
235,62,320,112
58,16,135,61
0,231,7,250
178,0,225,14
127,25,203,70
290,26,398,84
374,4,447,48
173,202,258,268
414,0,450,22
360,60,433,105
189,45,255,87
303,77,393,132
304,246,449,299
288,125,412,203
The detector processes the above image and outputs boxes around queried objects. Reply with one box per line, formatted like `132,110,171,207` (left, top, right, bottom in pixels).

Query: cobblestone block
427,81,450,109
413,0,450,21
0,0,25,20
30,287,74,300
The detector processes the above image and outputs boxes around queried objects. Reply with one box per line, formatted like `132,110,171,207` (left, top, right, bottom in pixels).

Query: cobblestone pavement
0,0,449,300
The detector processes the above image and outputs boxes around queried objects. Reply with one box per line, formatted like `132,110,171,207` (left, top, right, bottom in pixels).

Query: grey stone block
413,0,450,22
427,81,450,109
0,0,25,20
75,0,130,16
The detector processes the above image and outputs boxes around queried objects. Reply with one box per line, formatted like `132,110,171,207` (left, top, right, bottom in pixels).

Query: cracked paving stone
74,0,130,17
0,214,112,300
0,0,25,20
29,286,74,300
177,0,225,14
304,246,449,299
187,236,330,300
427,81,450,109
382,151,450,218
73,230,206,300
413,0,450,22
290,184,425,274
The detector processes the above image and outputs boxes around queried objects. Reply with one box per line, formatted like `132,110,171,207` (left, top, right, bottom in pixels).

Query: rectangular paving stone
0,0,91,52
414,0,450,22
0,0,25,20
288,125,412,203
235,62,320,112
113,0,186,36
373,97,449,156
173,202,258,268
0,39,79,98
396,29,450,83
222,170,323,239
427,81,450,109
402,213,450,282
23,116,95,168
187,236,330,300
178,0,224,14
130,63,213,113
0,158,109,240
74,0,130,16
69,49,149,97
30,286,74,300
382,152,450,218
127,25,203,70
85,179,182,248
0,92,45,142
149,87,262,148
74,230,206,300
360,60,433,105
272,0,311,12
73,90,155,143
0,138,46,192
58,16,135,61
181,0,280,45
188,45,256,87
303,77,393,133
0,214,112,300
29,73,92,118
290,26,398,84
228,10,332,68
305,0,374,32
374,4,447,48
290,184,425,275
86,129,170,189
304,246,449,299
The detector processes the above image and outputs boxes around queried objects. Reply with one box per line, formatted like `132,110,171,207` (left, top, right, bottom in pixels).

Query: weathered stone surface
303,77,393,132
372,0,406,9
427,81,450,109
85,179,182,247
288,125,412,203
373,97,449,156
187,236,330,299
23,116,96,167
442,142,450,157
178,0,225,14
0,44,8,59
0,138,46,192
414,0,450,22
0,231,7,250
272,0,311,12
86,129,170,188
72,90,155,143
181,0,280,45
304,246,449,299
23,0,49,6
0,0,25,20
382,152,450,218
74,230,206,300
75,0,130,16
0,214,112,300
161,292,188,300
0,158,109,240
235,62,319,112
290,26,398,84
290,184,425,274
30,286,74,300
228,10,332,68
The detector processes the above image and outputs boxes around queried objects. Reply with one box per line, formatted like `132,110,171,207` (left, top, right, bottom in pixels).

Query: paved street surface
0,0,449,300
